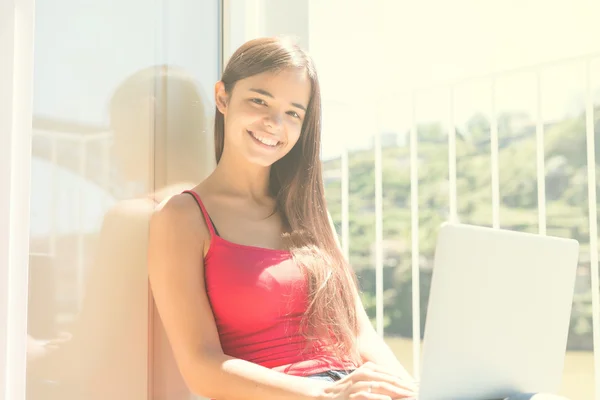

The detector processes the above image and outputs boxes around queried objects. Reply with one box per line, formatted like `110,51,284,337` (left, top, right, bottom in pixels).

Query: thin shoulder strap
182,190,217,237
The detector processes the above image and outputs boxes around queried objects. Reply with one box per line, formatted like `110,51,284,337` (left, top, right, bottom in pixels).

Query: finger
322,380,350,395
364,363,416,383
349,392,392,400
394,379,418,393
361,362,406,377
348,369,417,392
351,381,416,399
359,363,418,390
362,362,397,374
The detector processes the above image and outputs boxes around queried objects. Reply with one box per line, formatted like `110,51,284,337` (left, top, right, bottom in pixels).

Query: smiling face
215,68,312,167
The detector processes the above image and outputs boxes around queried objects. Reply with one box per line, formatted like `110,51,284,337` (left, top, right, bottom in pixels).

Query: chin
244,153,282,168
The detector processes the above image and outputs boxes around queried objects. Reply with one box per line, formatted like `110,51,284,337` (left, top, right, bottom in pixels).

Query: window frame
0,0,35,399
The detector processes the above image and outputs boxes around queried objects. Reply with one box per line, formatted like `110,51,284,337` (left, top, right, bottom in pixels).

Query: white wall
224,0,309,61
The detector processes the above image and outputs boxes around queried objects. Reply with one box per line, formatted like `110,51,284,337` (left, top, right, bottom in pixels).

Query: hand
319,362,418,399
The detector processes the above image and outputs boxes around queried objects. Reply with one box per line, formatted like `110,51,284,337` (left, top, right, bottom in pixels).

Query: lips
247,129,281,148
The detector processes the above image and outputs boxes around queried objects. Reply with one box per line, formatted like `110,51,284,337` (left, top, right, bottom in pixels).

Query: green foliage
324,109,600,350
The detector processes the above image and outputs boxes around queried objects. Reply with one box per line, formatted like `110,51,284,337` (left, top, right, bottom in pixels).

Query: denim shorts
306,369,353,382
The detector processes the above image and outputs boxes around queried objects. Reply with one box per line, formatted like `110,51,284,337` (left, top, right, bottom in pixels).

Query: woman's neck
210,149,272,201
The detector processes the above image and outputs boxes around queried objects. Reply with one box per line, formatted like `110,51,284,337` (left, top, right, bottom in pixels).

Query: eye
250,98,266,106
287,111,301,119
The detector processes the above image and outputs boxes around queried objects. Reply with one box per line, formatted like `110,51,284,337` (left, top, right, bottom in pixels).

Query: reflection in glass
27,64,213,400
25,1,219,398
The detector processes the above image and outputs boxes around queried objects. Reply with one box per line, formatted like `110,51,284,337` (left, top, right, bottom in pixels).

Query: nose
264,110,283,131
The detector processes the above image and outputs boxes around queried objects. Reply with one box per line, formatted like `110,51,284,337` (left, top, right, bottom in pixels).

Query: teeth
249,131,279,147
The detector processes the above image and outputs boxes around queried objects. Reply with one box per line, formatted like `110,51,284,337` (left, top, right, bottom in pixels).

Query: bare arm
355,299,414,382
149,194,330,400
327,212,414,382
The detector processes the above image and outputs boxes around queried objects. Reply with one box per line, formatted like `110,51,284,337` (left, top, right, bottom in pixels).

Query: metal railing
31,128,112,311
335,53,600,398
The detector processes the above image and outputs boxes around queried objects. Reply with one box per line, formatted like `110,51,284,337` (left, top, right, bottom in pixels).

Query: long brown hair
214,37,360,363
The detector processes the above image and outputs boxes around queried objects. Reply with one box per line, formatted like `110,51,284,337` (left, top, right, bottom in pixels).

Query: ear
214,81,229,115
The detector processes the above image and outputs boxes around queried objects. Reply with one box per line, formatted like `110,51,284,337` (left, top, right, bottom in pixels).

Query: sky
31,0,600,161
309,0,600,159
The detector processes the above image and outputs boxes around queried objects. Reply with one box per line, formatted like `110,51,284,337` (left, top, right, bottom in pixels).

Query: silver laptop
417,223,579,400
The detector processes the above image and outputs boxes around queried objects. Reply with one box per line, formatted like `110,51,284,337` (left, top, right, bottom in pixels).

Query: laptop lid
418,223,579,400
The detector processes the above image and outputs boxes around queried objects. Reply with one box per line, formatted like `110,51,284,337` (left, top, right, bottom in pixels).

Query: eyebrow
249,88,307,112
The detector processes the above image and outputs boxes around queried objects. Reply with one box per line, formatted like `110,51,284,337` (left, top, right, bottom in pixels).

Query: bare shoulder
154,191,197,215
150,192,210,247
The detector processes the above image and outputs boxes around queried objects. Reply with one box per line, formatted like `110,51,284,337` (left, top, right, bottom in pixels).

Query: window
23,1,220,399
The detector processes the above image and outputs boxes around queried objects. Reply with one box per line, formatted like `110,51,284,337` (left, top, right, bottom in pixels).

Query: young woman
148,36,416,400
148,37,568,400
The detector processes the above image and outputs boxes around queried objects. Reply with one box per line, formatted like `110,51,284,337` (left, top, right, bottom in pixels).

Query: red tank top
184,190,356,376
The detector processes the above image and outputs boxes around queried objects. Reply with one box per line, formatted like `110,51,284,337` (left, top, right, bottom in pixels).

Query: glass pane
151,2,220,400
25,1,219,399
